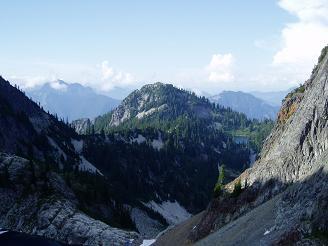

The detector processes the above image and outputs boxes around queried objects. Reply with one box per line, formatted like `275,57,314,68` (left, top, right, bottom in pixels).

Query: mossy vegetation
279,83,306,124
214,166,225,198
278,102,299,124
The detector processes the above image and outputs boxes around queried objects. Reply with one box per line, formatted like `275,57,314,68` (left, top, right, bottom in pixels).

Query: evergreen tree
232,179,242,197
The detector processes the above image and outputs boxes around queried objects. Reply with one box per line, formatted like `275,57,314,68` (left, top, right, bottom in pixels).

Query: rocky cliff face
70,118,93,135
0,153,140,245
185,46,328,245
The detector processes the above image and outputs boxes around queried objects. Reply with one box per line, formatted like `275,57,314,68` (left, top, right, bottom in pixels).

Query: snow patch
141,239,156,246
152,138,163,151
136,108,157,119
71,139,83,153
79,156,103,176
143,200,191,225
47,137,67,161
263,226,275,235
131,134,146,144
213,147,221,154
136,104,167,119
151,132,164,151
71,139,103,176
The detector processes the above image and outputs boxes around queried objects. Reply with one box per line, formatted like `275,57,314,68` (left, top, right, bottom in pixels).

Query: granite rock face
188,46,328,245
0,154,140,245
70,118,93,135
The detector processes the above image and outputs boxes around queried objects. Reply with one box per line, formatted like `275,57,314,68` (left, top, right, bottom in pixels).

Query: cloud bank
273,0,328,83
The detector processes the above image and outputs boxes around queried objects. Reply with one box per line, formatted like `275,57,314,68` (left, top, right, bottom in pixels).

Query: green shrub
295,85,305,94
213,165,225,197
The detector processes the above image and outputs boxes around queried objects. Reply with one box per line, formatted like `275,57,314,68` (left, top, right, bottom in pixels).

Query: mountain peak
54,79,68,85
48,80,68,91
139,82,172,91
26,81,120,121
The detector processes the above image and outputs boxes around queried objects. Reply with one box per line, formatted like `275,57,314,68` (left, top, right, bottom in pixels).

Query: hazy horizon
1,0,327,96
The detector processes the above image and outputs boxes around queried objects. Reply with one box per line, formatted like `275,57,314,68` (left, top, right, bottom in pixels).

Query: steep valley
0,76,270,245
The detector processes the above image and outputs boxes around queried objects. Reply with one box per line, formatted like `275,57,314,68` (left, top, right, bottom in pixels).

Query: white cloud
206,53,234,82
278,0,328,22
101,61,114,80
173,53,237,94
100,61,135,91
8,75,54,89
50,80,68,91
273,0,328,83
5,61,137,94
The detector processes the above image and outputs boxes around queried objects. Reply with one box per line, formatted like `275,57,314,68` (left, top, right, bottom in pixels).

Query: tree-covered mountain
71,82,273,231
210,91,280,120
26,80,120,121
73,82,273,153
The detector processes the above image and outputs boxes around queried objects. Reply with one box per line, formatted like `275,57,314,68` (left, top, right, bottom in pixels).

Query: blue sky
1,0,327,96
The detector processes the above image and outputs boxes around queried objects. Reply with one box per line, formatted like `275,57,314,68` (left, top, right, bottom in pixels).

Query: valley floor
154,212,204,246
154,194,281,246
195,195,280,246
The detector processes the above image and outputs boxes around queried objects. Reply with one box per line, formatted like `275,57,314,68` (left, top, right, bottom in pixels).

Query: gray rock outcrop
0,153,140,245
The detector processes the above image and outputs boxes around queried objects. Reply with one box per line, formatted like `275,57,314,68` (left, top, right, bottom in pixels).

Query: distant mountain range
249,88,294,106
25,80,293,122
210,91,281,120
26,80,120,121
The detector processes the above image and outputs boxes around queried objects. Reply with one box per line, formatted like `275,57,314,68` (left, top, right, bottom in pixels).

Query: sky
1,0,328,97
